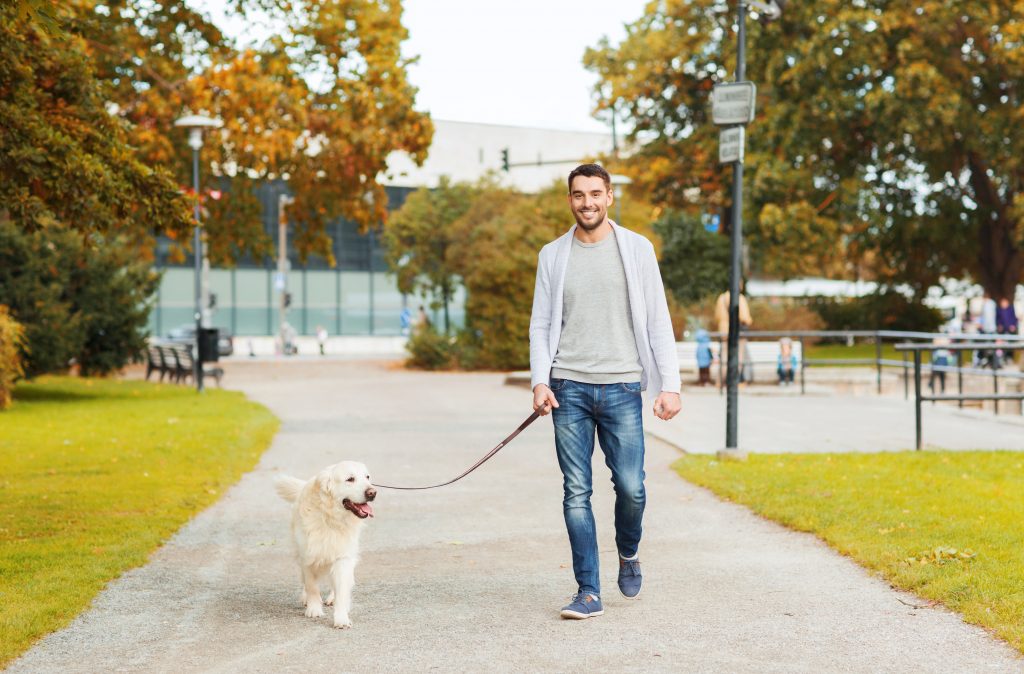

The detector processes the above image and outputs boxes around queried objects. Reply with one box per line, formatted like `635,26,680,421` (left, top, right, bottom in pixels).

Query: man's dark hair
567,163,611,192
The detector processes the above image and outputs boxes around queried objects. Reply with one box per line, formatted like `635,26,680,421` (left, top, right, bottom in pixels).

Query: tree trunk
968,152,1021,301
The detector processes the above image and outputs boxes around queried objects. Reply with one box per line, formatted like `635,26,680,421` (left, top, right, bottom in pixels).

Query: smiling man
529,163,681,619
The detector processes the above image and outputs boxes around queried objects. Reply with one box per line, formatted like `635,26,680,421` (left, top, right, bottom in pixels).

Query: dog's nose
365,487,377,502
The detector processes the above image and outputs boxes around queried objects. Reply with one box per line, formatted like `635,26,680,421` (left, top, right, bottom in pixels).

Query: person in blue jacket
695,329,714,386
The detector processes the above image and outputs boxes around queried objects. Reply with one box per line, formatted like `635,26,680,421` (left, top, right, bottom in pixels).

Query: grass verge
0,376,279,666
804,342,902,364
674,451,1024,654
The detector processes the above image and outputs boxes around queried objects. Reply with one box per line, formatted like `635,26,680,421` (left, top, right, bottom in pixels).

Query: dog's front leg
302,565,324,618
329,556,356,629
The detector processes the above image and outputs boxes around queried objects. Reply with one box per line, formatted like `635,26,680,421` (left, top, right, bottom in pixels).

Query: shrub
0,221,157,377
747,298,826,337
811,292,944,333
405,327,455,370
0,306,26,410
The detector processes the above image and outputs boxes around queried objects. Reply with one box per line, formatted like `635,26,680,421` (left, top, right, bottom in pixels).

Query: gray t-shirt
550,234,642,384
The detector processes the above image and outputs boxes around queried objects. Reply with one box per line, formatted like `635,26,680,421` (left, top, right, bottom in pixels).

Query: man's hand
653,391,681,420
533,384,559,416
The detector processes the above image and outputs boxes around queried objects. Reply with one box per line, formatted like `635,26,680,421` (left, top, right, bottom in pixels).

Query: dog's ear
316,472,334,497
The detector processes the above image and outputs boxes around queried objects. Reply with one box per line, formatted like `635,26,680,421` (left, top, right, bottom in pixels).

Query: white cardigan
529,222,681,397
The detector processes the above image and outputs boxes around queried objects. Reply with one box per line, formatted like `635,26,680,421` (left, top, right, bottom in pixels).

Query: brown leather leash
373,404,547,490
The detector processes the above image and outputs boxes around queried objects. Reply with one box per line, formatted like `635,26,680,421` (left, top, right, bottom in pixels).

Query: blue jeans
550,378,646,596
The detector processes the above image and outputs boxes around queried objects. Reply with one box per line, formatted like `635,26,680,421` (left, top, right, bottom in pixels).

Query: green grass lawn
674,451,1024,654
804,342,902,364
0,376,279,666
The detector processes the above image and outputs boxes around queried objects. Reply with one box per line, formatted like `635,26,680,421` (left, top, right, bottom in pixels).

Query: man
714,282,753,384
529,163,681,620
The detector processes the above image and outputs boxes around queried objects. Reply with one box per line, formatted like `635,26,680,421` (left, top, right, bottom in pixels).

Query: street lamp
717,0,785,460
174,113,222,392
609,174,632,226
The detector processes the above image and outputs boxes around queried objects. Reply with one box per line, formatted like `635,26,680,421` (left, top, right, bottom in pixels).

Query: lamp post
174,114,222,392
610,174,632,226
716,0,784,458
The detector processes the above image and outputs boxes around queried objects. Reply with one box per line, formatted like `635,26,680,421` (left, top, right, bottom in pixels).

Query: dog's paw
304,603,325,619
324,591,335,606
333,615,352,629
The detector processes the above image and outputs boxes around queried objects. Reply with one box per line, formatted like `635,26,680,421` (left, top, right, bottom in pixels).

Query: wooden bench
146,342,223,386
677,339,803,384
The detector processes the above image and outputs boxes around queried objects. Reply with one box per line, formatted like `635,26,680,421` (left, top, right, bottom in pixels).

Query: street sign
711,82,757,126
705,214,721,233
719,127,745,164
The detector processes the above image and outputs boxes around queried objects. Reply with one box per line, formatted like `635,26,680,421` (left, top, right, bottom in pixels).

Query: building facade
148,120,612,338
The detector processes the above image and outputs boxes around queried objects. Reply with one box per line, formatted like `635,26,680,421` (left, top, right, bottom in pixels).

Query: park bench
677,338,802,384
145,342,223,386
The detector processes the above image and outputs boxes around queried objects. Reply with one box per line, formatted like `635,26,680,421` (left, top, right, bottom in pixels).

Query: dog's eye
346,477,355,483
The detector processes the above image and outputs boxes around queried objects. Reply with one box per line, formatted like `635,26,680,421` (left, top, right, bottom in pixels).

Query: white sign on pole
711,82,757,126
719,127,745,164
273,272,286,290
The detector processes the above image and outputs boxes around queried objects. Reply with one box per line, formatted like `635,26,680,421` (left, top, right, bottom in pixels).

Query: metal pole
993,367,999,415
914,350,922,451
903,351,908,400
799,337,806,394
956,348,963,408
724,0,747,451
192,147,204,392
875,331,882,394
368,227,375,335
278,193,288,354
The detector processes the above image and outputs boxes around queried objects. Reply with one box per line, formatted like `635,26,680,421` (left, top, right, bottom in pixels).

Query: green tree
586,0,1023,299
381,177,480,333
654,211,730,304
0,218,157,377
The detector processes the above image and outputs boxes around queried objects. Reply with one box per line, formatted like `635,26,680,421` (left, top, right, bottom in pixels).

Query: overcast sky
199,0,650,133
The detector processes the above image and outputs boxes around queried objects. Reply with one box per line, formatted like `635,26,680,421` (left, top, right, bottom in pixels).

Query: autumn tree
586,0,1024,300
62,0,433,264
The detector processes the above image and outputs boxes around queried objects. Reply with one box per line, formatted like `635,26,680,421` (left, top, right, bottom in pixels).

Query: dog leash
373,404,547,490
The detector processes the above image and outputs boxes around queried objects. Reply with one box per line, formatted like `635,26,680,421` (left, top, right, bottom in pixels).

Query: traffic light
501,147,509,172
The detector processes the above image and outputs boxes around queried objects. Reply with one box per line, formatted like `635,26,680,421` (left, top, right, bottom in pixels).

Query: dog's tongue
356,502,374,518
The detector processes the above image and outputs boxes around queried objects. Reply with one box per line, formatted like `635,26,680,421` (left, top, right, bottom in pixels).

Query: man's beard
573,208,605,231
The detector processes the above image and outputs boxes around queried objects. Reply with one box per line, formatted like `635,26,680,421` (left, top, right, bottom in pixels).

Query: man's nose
365,487,377,501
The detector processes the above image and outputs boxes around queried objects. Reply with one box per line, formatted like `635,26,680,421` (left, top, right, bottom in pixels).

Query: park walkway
8,361,1023,673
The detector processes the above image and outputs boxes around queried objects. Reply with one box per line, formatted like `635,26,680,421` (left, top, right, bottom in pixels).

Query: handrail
894,342,1024,449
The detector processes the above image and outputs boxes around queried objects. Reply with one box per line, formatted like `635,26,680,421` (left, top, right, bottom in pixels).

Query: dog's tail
275,475,306,503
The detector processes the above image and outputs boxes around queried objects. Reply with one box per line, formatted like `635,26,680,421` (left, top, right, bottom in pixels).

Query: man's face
568,175,613,232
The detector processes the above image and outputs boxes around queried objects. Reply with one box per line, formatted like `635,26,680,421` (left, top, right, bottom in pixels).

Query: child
777,337,797,386
695,329,714,386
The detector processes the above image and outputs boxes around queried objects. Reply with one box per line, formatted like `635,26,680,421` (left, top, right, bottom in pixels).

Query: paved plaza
9,360,1023,673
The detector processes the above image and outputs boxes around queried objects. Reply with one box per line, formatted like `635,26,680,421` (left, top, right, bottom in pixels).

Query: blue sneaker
560,591,603,619
618,556,642,598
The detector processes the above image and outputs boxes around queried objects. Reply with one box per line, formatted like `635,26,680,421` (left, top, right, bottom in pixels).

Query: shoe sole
560,608,604,619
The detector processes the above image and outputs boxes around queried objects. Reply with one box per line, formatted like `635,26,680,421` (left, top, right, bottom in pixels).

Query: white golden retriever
275,461,376,629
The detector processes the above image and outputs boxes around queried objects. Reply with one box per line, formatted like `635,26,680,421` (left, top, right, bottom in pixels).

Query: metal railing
706,329,1024,399
895,342,1024,450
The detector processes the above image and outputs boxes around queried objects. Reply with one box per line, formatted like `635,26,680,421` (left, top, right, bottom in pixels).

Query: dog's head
316,461,376,519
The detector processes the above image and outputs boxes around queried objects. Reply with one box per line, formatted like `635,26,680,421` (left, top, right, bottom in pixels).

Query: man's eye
346,477,355,483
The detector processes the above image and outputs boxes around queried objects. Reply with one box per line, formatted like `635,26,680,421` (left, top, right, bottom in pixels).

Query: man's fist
533,384,559,416
653,391,681,420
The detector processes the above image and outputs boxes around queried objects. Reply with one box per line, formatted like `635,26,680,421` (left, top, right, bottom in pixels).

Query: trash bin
198,327,220,363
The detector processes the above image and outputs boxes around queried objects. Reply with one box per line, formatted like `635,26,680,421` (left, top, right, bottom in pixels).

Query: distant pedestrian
929,337,952,393
400,306,413,336
981,293,998,334
714,283,753,382
777,337,797,386
414,305,431,333
695,329,714,386
996,298,1018,335
316,325,328,356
